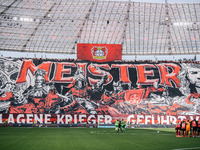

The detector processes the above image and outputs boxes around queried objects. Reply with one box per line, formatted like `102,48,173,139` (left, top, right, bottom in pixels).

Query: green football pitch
0,127,199,150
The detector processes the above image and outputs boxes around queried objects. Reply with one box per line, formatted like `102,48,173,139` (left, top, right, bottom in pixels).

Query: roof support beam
74,0,96,53
21,2,59,52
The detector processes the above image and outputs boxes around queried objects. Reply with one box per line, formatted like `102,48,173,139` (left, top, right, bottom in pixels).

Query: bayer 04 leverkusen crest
91,46,108,60
77,43,122,62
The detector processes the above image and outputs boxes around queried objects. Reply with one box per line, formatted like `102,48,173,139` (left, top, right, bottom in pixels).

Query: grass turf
0,127,199,150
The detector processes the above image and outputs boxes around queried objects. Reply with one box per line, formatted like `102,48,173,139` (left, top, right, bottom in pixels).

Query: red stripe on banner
77,43,122,62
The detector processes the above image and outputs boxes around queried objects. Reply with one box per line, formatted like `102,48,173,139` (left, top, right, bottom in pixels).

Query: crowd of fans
1,56,199,64
120,58,199,64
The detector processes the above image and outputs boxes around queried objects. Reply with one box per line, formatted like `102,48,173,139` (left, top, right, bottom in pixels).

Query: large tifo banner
0,57,199,124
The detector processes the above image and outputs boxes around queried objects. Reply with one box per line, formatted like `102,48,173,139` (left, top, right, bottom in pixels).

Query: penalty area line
172,147,200,150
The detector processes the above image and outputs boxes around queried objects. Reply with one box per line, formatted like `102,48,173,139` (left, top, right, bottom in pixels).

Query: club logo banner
77,43,122,62
0,57,199,119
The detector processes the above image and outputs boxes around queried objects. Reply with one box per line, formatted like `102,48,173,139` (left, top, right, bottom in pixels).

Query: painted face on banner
187,68,200,87
35,76,45,88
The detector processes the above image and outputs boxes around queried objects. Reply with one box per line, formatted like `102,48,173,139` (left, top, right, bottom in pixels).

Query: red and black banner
77,43,122,62
0,57,199,120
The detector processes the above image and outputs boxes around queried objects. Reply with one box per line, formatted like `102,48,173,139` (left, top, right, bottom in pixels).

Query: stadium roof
0,0,200,55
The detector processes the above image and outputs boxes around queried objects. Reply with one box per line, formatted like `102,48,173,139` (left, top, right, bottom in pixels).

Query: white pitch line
173,147,200,150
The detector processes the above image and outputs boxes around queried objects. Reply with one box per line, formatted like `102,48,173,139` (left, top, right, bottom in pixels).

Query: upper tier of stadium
0,0,200,55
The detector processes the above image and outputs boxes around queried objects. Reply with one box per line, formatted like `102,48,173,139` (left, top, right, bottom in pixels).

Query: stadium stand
0,0,199,56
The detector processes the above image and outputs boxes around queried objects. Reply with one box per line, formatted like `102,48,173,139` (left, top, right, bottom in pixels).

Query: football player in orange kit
186,120,191,137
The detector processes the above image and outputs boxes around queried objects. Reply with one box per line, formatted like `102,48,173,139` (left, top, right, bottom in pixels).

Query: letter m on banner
77,43,122,62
